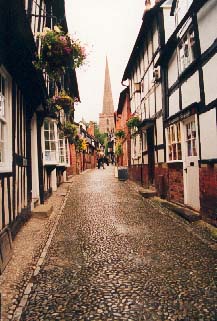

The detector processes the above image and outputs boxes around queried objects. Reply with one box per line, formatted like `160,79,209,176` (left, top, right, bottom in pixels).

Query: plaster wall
199,109,217,160
203,54,217,105
181,72,200,109
155,84,162,112
163,7,176,42
158,149,164,163
197,0,217,54
168,51,178,88
156,117,164,146
169,89,180,117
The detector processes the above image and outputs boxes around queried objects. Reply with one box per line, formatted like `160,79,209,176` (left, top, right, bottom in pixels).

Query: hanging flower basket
45,98,62,119
126,116,141,129
53,91,74,113
35,26,87,81
115,130,125,140
63,121,77,144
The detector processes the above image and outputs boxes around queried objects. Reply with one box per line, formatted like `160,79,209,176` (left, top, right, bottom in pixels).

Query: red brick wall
128,165,142,184
142,165,149,188
200,164,217,226
155,164,168,198
168,163,184,204
67,144,77,176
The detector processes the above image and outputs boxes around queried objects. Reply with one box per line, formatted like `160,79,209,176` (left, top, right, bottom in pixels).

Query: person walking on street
98,151,105,169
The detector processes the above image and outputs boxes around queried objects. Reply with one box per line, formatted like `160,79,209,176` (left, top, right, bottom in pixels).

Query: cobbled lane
20,167,217,321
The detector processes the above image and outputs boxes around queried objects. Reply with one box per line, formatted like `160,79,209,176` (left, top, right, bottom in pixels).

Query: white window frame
58,132,65,165
166,122,182,162
178,27,196,73
43,118,58,165
185,119,198,157
0,66,12,172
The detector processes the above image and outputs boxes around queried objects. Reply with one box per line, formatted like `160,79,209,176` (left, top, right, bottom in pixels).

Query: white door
183,117,200,210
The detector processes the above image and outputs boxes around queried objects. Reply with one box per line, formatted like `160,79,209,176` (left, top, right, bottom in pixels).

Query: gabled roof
117,87,129,115
122,0,167,81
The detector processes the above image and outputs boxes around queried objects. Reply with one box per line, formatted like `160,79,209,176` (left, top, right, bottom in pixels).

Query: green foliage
35,26,87,81
94,124,107,145
115,142,123,156
126,116,141,129
63,122,77,144
115,130,125,139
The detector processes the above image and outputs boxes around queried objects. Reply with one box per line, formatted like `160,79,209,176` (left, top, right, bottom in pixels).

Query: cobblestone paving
20,167,217,321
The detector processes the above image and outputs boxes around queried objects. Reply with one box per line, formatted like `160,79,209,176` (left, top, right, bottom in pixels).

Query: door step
32,198,39,208
31,204,53,219
139,188,157,198
162,202,201,222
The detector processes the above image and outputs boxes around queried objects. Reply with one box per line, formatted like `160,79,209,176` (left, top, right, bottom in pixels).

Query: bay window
44,119,58,163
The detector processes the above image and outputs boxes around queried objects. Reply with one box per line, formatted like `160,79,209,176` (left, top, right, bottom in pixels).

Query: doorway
183,117,200,210
147,126,155,185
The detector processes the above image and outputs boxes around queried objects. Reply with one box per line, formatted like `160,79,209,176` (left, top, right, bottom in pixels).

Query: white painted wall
203,54,217,105
199,109,217,159
181,72,200,108
168,51,178,88
156,117,164,146
197,0,217,54
153,22,158,53
155,84,162,113
163,6,176,42
31,113,40,202
169,89,180,117
51,169,57,192
149,92,155,117
158,149,164,163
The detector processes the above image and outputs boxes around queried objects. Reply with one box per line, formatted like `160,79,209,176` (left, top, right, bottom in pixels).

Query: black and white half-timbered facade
122,0,174,190
0,0,80,272
122,0,217,225
157,0,217,224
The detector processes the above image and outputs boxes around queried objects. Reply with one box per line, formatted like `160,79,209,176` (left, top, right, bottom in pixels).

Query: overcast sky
65,0,145,123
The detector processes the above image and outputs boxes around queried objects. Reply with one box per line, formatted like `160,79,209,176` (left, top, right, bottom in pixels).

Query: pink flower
81,47,86,56
64,47,72,54
59,36,67,44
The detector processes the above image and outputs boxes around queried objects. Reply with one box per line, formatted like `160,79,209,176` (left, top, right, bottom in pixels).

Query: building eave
156,0,207,67
122,0,168,82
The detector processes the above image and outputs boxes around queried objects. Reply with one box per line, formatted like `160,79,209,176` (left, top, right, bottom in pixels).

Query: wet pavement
20,166,217,321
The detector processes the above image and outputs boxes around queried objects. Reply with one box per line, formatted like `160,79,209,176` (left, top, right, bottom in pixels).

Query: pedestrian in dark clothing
104,156,109,166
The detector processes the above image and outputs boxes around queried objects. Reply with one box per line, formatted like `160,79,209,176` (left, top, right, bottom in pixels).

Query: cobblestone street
17,167,217,320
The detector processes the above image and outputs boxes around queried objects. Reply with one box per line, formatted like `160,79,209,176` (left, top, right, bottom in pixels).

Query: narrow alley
13,167,217,321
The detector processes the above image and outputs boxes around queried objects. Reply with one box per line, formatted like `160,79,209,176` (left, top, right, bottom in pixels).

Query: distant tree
94,123,107,145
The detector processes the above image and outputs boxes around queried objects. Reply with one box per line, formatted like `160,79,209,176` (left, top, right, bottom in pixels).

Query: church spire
102,56,114,114
99,57,115,134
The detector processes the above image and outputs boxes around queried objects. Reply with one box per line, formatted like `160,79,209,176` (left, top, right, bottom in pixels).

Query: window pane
192,139,197,156
44,131,49,141
187,141,192,156
177,143,182,160
44,119,49,130
51,142,56,151
45,141,50,150
172,144,177,160
50,131,55,140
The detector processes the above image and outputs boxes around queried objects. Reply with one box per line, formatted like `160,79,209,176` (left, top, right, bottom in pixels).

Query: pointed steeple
102,56,114,114
99,57,115,134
